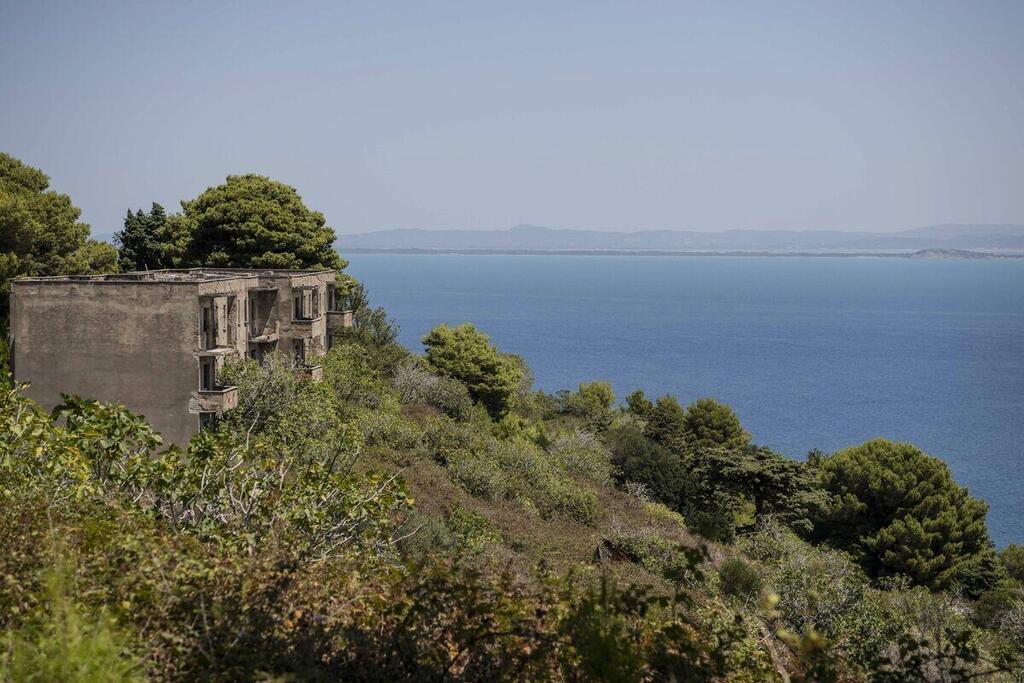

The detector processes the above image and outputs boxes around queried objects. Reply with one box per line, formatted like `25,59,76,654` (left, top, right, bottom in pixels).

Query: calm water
345,254,1024,546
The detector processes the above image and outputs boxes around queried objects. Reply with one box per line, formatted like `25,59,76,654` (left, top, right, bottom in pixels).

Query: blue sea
345,254,1024,546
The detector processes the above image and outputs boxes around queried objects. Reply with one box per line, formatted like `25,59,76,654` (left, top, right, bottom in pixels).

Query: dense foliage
422,323,523,418
180,174,344,270
112,174,345,272
0,153,117,324
813,439,1001,596
644,394,688,452
682,398,751,451
3,317,1021,680
1002,545,1024,582
114,203,171,272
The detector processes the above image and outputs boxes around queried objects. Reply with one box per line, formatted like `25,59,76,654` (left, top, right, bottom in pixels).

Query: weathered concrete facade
9,268,353,446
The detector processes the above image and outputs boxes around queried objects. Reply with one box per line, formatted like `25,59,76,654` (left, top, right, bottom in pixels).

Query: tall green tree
607,425,687,511
678,447,744,543
813,438,1001,595
179,174,345,270
716,446,824,534
645,395,688,452
422,323,522,418
625,389,654,418
0,152,116,324
683,398,750,451
562,381,616,428
114,203,168,271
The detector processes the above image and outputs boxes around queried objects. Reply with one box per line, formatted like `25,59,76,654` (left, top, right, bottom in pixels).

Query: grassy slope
356,403,719,591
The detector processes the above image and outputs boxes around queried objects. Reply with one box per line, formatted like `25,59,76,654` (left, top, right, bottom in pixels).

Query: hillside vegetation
2,294,1023,680
2,154,1023,681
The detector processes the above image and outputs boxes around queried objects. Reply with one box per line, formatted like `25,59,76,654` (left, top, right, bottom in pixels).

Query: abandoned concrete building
8,268,353,446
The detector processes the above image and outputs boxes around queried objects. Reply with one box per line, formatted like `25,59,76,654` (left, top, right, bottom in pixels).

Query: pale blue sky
2,1,1021,235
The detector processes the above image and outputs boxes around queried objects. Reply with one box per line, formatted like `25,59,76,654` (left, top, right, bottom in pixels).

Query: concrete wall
10,280,201,447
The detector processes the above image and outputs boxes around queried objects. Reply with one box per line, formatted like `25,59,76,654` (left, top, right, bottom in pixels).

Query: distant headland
337,223,1024,257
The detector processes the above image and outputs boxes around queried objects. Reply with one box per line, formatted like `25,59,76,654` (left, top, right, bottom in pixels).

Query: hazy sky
2,1,1022,235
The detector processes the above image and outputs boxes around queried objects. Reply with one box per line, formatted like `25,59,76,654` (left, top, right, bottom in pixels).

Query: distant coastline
336,223,1024,257
344,247,1024,259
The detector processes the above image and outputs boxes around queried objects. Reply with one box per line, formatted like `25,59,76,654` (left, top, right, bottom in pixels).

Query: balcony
249,320,280,344
290,315,326,339
326,309,354,330
195,385,239,412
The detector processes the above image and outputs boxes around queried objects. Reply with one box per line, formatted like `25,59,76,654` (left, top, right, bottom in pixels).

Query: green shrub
322,340,397,410
422,420,602,526
446,504,502,552
2,564,143,683
343,295,408,373
492,412,547,445
392,358,473,420
972,582,1024,628
683,500,738,544
422,323,523,418
423,415,481,465
743,521,876,642
549,429,614,485
560,381,616,429
546,479,599,526
428,376,474,420
489,439,596,524
1001,545,1024,582
678,451,742,544
625,389,654,418
645,395,688,452
447,453,507,500
642,501,687,528
601,526,704,583
356,408,422,452
717,557,762,601
395,510,458,559
608,425,687,511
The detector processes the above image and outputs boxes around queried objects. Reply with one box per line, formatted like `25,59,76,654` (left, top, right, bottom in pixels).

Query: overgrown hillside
2,285,1023,682
2,154,1022,681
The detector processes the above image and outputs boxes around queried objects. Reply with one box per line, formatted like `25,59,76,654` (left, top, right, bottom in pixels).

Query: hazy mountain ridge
338,223,1024,253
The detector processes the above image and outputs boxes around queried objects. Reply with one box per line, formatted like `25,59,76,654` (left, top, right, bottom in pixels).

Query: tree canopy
422,323,522,418
560,381,617,428
645,395,688,452
0,153,117,323
813,438,1000,595
683,398,750,451
1001,544,1024,582
178,174,345,270
608,425,687,512
625,389,654,418
713,445,824,535
115,203,170,271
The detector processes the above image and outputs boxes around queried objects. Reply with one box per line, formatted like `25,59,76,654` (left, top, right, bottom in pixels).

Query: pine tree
645,395,688,452
115,203,166,271
813,438,1002,596
180,175,345,270
1,152,115,325
683,398,751,451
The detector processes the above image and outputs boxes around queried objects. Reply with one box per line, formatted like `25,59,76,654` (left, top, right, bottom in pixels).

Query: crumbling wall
10,281,200,446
